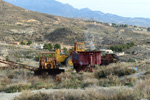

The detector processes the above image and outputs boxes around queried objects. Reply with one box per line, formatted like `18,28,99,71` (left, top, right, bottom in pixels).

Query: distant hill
1,0,150,49
4,0,150,26
0,0,86,45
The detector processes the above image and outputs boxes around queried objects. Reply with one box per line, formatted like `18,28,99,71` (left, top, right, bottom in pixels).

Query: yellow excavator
34,42,85,75
55,42,85,67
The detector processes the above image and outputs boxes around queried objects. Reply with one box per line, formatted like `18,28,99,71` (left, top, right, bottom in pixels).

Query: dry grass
0,62,139,93
1,61,150,99
95,63,136,79
98,75,122,87
0,69,56,93
15,88,138,100
134,78,150,99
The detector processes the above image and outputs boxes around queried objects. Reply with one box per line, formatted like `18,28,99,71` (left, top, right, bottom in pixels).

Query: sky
56,0,150,18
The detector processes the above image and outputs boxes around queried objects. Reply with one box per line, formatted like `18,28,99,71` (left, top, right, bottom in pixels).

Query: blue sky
56,0,150,18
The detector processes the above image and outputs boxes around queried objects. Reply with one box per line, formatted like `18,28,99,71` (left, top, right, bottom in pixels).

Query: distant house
32,43,44,49
37,45,44,49
116,52,125,56
100,49,114,54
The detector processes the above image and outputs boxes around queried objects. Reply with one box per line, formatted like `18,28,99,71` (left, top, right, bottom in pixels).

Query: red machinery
101,54,119,65
72,51,101,72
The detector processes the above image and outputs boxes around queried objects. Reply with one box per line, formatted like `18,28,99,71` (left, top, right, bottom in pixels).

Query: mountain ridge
3,0,150,26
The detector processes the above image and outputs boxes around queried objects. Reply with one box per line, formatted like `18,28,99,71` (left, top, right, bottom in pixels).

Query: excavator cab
39,53,56,69
74,42,85,52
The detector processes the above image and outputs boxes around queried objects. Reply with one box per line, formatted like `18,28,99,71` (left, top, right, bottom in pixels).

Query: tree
147,27,150,32
48,43,53,51
110,46,114,51
54,43,61,49
124,24,128,27
43,43,53,51
63,47,68,54
118,46,123,52
43,44,48,49
130,42,135,46
27,40,32,45
112,23,116,26
127,45,130,49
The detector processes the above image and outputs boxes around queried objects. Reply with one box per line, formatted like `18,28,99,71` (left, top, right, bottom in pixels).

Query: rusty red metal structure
101,54,118,65
72,51,101,72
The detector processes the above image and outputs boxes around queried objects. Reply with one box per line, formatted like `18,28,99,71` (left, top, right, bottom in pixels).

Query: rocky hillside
1,0,150,49
0,0,84,44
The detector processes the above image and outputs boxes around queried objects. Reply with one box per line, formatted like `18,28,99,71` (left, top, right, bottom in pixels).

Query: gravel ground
0,92,21,100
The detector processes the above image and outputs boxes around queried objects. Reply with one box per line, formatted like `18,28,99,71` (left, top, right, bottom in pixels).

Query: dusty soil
0,63,8,67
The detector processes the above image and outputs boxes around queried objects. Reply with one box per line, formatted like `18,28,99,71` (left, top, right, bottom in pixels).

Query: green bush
34,56,39,61
128,59,136,62
21,40,27,45
6,56,10,61
126,51,130,54
26,56,33,59
27,40,32,45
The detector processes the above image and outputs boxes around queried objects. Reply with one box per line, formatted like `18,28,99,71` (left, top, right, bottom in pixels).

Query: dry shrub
134,78,150,99
122,76,137,86
26,76,55,90
15,88,138,100
0,76,55,93
99,75,122,87
82,72,95,79
0,83,31,93
0,76,11,85
56,78,82,89
95,63,136,79
0,68,56,92
57,72,74,80
56,72,96,88
83,78,99,87
144,70,150,75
